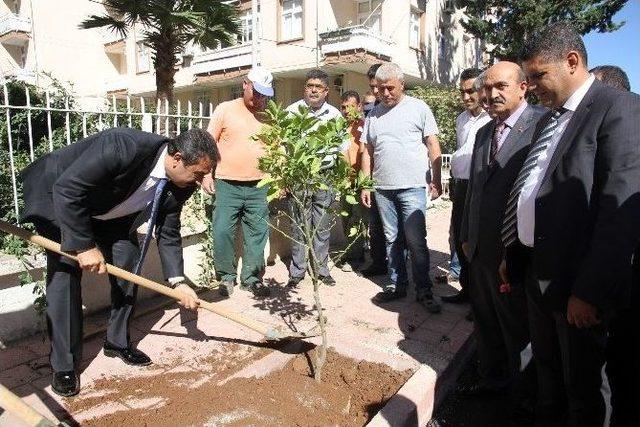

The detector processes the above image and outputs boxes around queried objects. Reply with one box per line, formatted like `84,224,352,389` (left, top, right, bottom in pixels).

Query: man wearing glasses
286,69,349,288
202,66,274,298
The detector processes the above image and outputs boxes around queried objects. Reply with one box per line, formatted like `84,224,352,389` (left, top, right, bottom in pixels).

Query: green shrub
408,84,463,155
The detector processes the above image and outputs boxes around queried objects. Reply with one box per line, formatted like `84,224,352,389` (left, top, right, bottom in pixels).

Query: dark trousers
368,193,387,266
289,189,333,278
468,256,529,388
606,251,640,427
36,217,140,372
450,178,469,289
524,261,609,427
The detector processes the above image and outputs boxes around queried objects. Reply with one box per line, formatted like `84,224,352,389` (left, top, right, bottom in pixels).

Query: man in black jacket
20,127,218,397
460,62,546,399
501,23,640,426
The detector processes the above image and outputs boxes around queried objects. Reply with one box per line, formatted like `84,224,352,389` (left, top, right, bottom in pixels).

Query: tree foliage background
458,0,628,61
408,85,463,155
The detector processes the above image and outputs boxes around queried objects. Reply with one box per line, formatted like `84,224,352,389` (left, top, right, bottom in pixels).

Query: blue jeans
449,251,461,279
375,187,433,297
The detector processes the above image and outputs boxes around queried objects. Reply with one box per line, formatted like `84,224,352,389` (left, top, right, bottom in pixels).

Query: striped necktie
133,178,168,275
501,108,566,247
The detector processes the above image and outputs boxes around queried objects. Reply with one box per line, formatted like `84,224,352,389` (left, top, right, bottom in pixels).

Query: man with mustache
460,62,546,402
286,69,349,288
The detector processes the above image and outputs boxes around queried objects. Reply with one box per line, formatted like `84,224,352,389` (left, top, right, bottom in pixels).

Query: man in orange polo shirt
202,67,273,297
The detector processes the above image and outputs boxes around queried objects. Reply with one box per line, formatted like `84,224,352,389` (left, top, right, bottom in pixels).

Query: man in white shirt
440,68,490,304
502,23,640,426
286,69,349,288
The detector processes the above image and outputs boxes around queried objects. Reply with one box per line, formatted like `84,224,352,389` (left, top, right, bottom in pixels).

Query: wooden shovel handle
0,220,274,338
0,383,57,427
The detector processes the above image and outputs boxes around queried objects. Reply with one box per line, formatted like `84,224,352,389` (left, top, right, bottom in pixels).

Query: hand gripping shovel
0,220,318,341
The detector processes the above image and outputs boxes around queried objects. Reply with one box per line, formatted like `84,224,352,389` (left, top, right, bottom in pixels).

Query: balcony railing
2,68,36,85
318,24,394,59
101,29,125,45
0,13,31,44
190,43,253,75
105,75,129,93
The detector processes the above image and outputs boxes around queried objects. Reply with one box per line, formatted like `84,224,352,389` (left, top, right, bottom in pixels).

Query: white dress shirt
286,100,350,169
517,75,595,247
450,109,491,179
93,145,168,221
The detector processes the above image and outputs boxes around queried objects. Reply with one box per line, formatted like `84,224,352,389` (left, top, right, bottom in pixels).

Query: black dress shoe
52,370,80,397
218,280,235,297
287,276,304,288
456,382,507,396
245,282,271,297
373,290,407,302
319,275,336,286
441,290,469,304
360,265,387,277
103,342,152,366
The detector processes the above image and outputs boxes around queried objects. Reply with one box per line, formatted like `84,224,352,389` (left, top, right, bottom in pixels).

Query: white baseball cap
247,66,274,97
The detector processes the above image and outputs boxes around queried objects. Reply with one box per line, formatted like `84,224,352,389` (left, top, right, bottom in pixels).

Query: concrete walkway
0,201,473,426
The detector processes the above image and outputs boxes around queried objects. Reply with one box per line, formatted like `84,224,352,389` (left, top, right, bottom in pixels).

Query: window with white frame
357,0,382,33
136,41,150,73
240,10,252,44
409,9,421,48
281,0,303,40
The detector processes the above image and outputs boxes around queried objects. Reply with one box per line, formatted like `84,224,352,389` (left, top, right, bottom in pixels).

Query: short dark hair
305,69,329,87
590,65,631,92
520,22,588,67
367,63,382,80
168,128,219,166
460,67,482,82
341,90,360,103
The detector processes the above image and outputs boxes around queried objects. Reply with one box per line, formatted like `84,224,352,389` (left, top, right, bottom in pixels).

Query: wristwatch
167,276,187,289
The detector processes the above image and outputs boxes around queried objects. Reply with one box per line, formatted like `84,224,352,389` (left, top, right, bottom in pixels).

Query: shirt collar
562,74,595,112
503,100,528,129
150,145,168,179
302,100,330,117
467,109,489,123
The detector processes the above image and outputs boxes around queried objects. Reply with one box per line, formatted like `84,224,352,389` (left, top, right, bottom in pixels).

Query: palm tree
81,0,241,105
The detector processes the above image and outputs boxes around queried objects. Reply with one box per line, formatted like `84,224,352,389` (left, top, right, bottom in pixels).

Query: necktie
501,108,566,247
490,121,507,164
133,178,168,275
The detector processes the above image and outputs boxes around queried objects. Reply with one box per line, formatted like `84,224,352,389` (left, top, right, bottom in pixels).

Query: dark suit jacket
508,80,640,311
20,127,195,279
460,104,547,268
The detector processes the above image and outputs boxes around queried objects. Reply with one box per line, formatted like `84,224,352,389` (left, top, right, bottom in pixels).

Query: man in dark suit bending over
20,127,218,397
501,23,640,426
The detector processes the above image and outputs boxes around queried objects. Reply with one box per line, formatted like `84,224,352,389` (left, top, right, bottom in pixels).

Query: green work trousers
212,179,269,285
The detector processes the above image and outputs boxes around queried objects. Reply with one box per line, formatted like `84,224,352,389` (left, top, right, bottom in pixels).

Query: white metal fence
0,82,212,219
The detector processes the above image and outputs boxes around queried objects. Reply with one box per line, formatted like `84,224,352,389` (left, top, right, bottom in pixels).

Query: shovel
0,220,318,341
0,383,69,427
